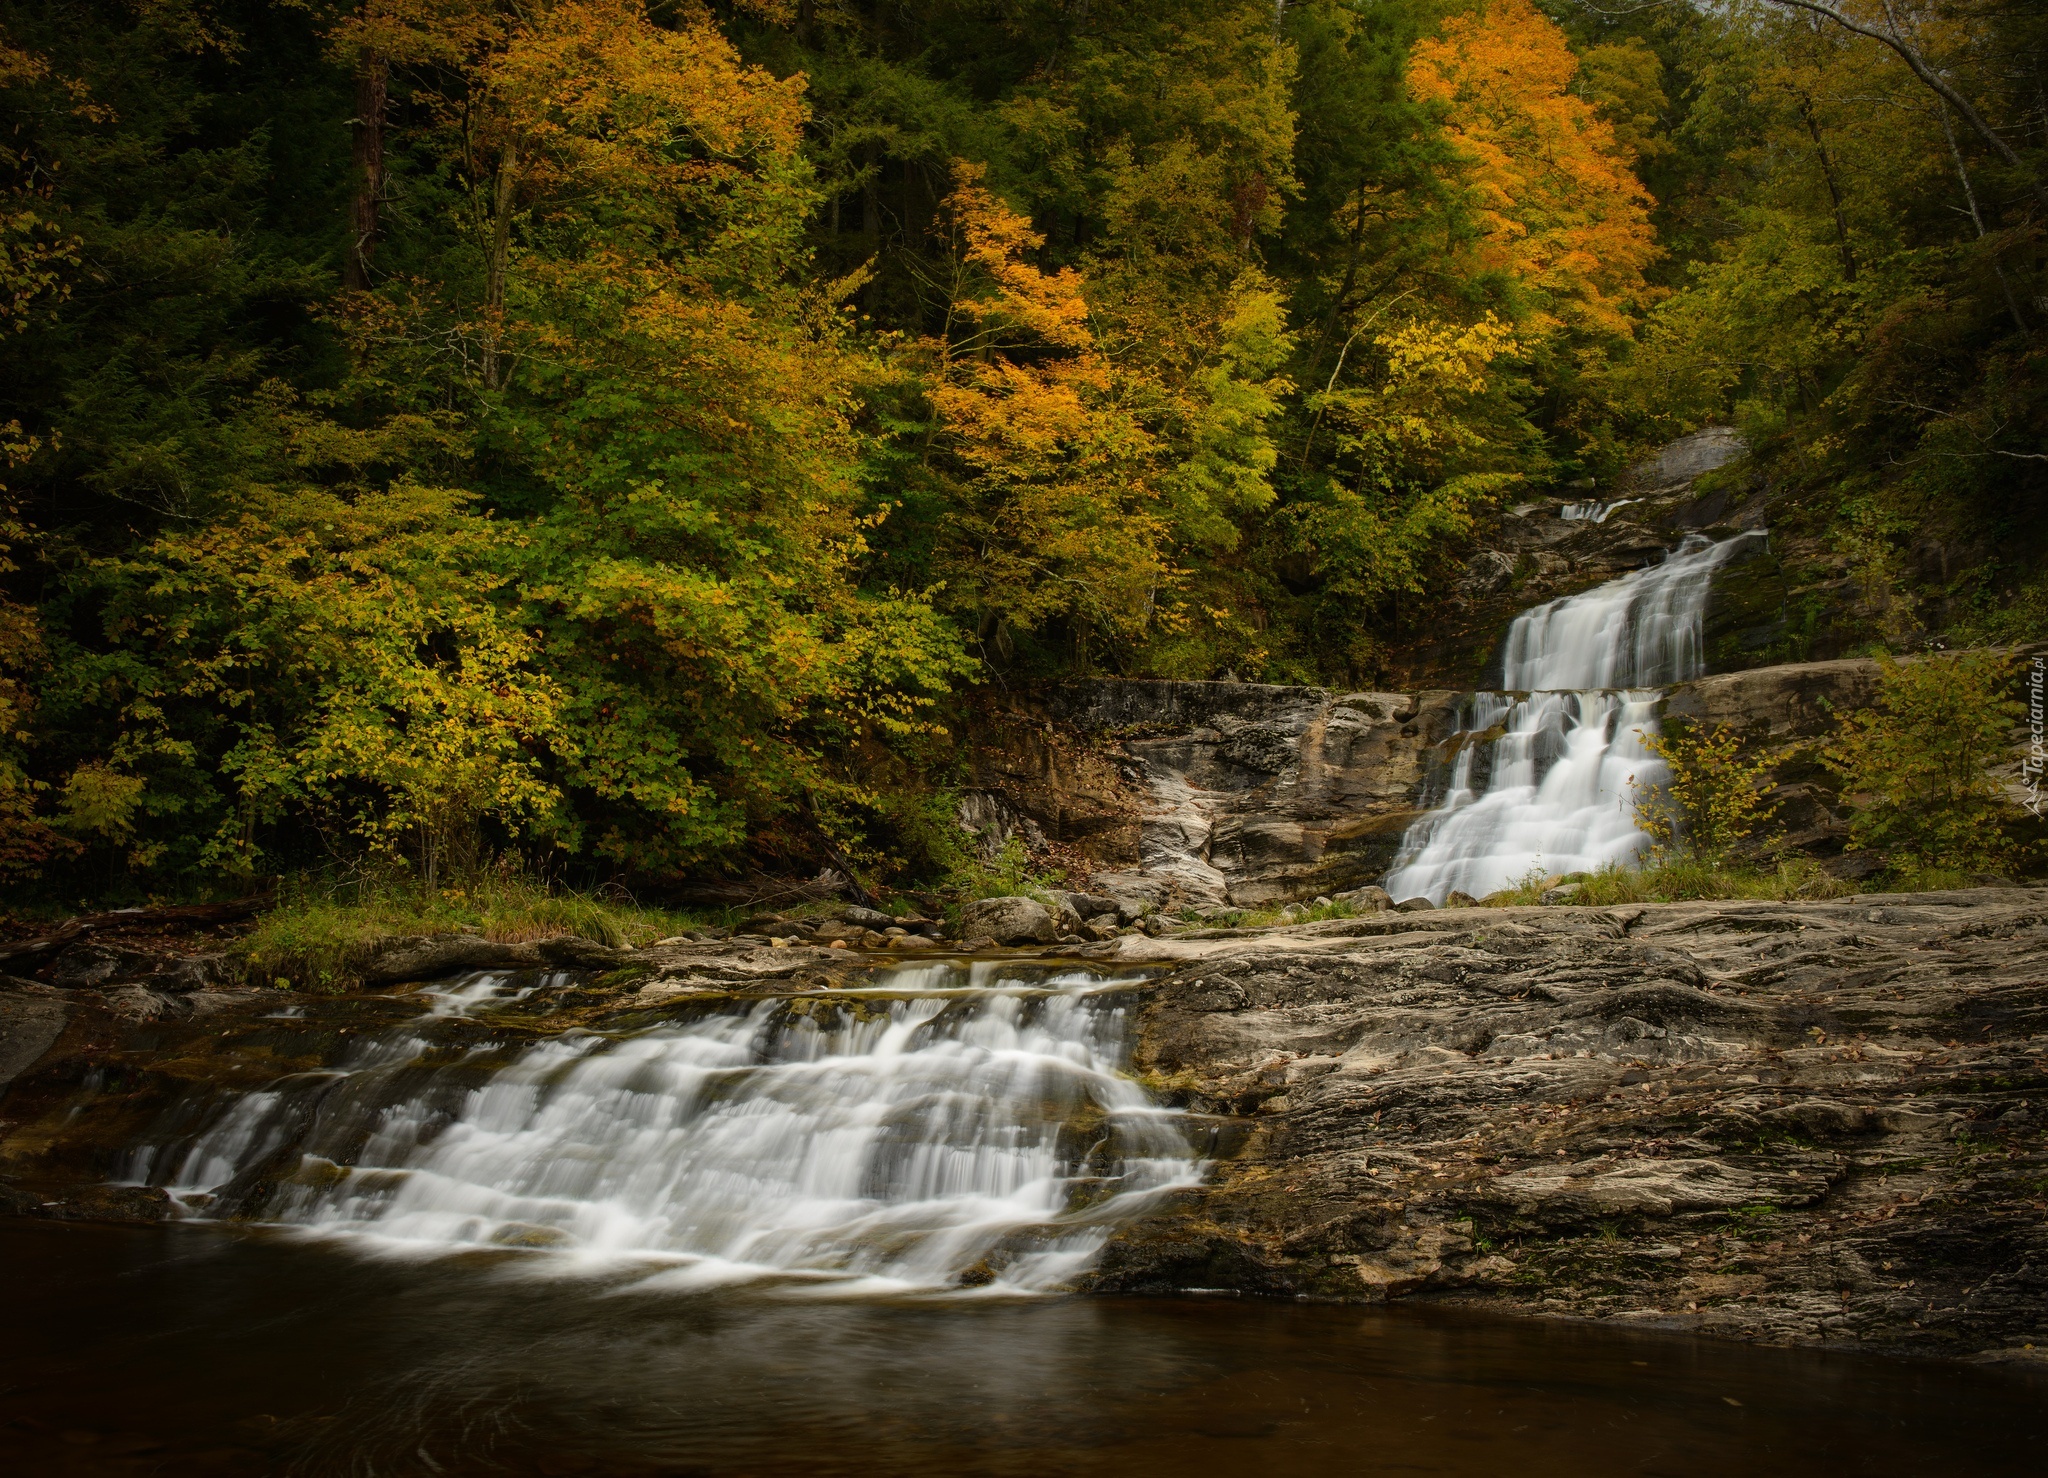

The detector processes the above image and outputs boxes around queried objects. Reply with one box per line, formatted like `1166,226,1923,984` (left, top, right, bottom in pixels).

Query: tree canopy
0,0,2040,895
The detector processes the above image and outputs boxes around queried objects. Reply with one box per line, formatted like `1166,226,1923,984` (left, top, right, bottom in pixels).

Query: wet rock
1394,896,1435,912
0,987,65,1094
958,897,1058,946
1098,885,2048,1356
5,1182,172,1224
360,935,544,986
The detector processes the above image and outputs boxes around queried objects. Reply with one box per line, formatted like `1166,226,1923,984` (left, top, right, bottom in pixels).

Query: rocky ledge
1091,885,2048,1362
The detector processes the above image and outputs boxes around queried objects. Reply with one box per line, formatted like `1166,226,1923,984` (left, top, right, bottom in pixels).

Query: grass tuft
239,872,708,991
1479,858,1854,907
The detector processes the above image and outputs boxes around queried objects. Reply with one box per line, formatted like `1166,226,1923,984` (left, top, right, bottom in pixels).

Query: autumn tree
1406,0,1660,340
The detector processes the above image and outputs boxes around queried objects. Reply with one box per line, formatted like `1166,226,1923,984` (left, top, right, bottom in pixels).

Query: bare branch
1756,0,2048,215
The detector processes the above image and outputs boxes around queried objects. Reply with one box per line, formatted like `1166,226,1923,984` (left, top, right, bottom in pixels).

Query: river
4,1218,2040,1476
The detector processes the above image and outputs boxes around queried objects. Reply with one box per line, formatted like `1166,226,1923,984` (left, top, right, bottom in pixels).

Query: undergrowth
239,872,715,991
1478,858,1853,907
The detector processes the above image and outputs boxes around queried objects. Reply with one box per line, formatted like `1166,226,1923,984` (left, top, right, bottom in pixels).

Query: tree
1821,651,2025,871
1406,0,1660,339
919,161,1171,657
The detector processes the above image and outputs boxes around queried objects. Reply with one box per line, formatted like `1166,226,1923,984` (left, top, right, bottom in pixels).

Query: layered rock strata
2,886,2045,1359
967,647,2032,912
1087,885,2048,1360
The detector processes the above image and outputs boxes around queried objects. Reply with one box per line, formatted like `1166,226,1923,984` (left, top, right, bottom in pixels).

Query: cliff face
966,653,1939,911
1089,886,2048,1361
957,424,1940,910
970,682,1465,908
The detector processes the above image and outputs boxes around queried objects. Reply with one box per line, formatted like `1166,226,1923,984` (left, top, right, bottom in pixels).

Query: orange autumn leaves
922,163,1170,646
1409,0,1660,338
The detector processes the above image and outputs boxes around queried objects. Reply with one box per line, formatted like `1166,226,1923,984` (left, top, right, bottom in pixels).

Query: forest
0,0,2041,905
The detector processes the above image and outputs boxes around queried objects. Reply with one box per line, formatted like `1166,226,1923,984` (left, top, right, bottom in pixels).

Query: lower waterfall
123,961,1200,1295
1383,530,1764,903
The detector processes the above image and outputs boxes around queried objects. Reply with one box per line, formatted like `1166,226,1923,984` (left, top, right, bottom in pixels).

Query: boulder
1393,896,1435,912
958,897,1057,946
1335,885,1394,911
839,905,898,930
1051,890,1122,923
360,935,543,986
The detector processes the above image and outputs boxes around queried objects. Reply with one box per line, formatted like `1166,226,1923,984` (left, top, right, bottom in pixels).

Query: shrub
1820,651,2024,872
1632,720,1780,863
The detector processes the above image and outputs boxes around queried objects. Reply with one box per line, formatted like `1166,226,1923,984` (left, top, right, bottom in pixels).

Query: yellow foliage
1408,0,1660,337
923,162,1171,645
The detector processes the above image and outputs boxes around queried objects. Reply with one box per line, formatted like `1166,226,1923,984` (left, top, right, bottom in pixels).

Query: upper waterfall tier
1382,530,1764,903
1496,530,1760,692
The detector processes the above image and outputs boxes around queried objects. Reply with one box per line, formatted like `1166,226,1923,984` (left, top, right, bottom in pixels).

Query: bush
1820,651,2024,872
238,869,705,991
1632,720,1780,864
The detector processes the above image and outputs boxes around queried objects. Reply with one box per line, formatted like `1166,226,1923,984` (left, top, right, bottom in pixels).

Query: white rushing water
126,962,1199,1295
1382,531,1763,904
1558,497,1641,523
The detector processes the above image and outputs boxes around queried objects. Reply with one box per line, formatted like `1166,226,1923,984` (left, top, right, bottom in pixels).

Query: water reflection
1,1220,2040,1477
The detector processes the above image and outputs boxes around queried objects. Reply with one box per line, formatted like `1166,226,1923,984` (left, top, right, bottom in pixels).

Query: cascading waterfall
1383,530,1764,904
124,961,1200,1295
1558,497,1641,523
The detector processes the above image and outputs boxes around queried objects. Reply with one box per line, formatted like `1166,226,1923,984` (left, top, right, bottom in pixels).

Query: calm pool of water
1,1219,2038,1476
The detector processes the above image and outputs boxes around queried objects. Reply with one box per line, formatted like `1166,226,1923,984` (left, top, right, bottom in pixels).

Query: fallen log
0,890,276,969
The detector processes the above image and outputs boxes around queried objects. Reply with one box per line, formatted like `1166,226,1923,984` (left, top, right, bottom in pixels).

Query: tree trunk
1763,0,2048,217
1936,101,2028,332
343,49,388,291
481,147,517,390
1798,98,1857,283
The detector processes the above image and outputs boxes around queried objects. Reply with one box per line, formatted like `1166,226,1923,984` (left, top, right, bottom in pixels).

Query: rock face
958,896,1058,945
1087,886,2048,1358
963,648,2034,911
971,681,1469,910
1391,427,1762,690
2,886,2044,1358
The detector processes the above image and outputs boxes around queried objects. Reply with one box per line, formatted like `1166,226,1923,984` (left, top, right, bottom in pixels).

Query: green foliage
944,834,1069,909
238,868,705,992
1820,651,2026,871
1633,720,1782,864
1482,857,1848,906
0,0,2036,900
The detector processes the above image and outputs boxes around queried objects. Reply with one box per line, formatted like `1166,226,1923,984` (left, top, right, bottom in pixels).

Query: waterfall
1382,531,1763,904
124,961,1199,1295
1558,497,1640,523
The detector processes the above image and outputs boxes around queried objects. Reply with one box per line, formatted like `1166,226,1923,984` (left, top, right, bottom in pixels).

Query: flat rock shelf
1087,885,2048,1360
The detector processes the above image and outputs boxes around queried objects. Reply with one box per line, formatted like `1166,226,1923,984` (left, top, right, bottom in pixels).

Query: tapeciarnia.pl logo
2026,655,2045,818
